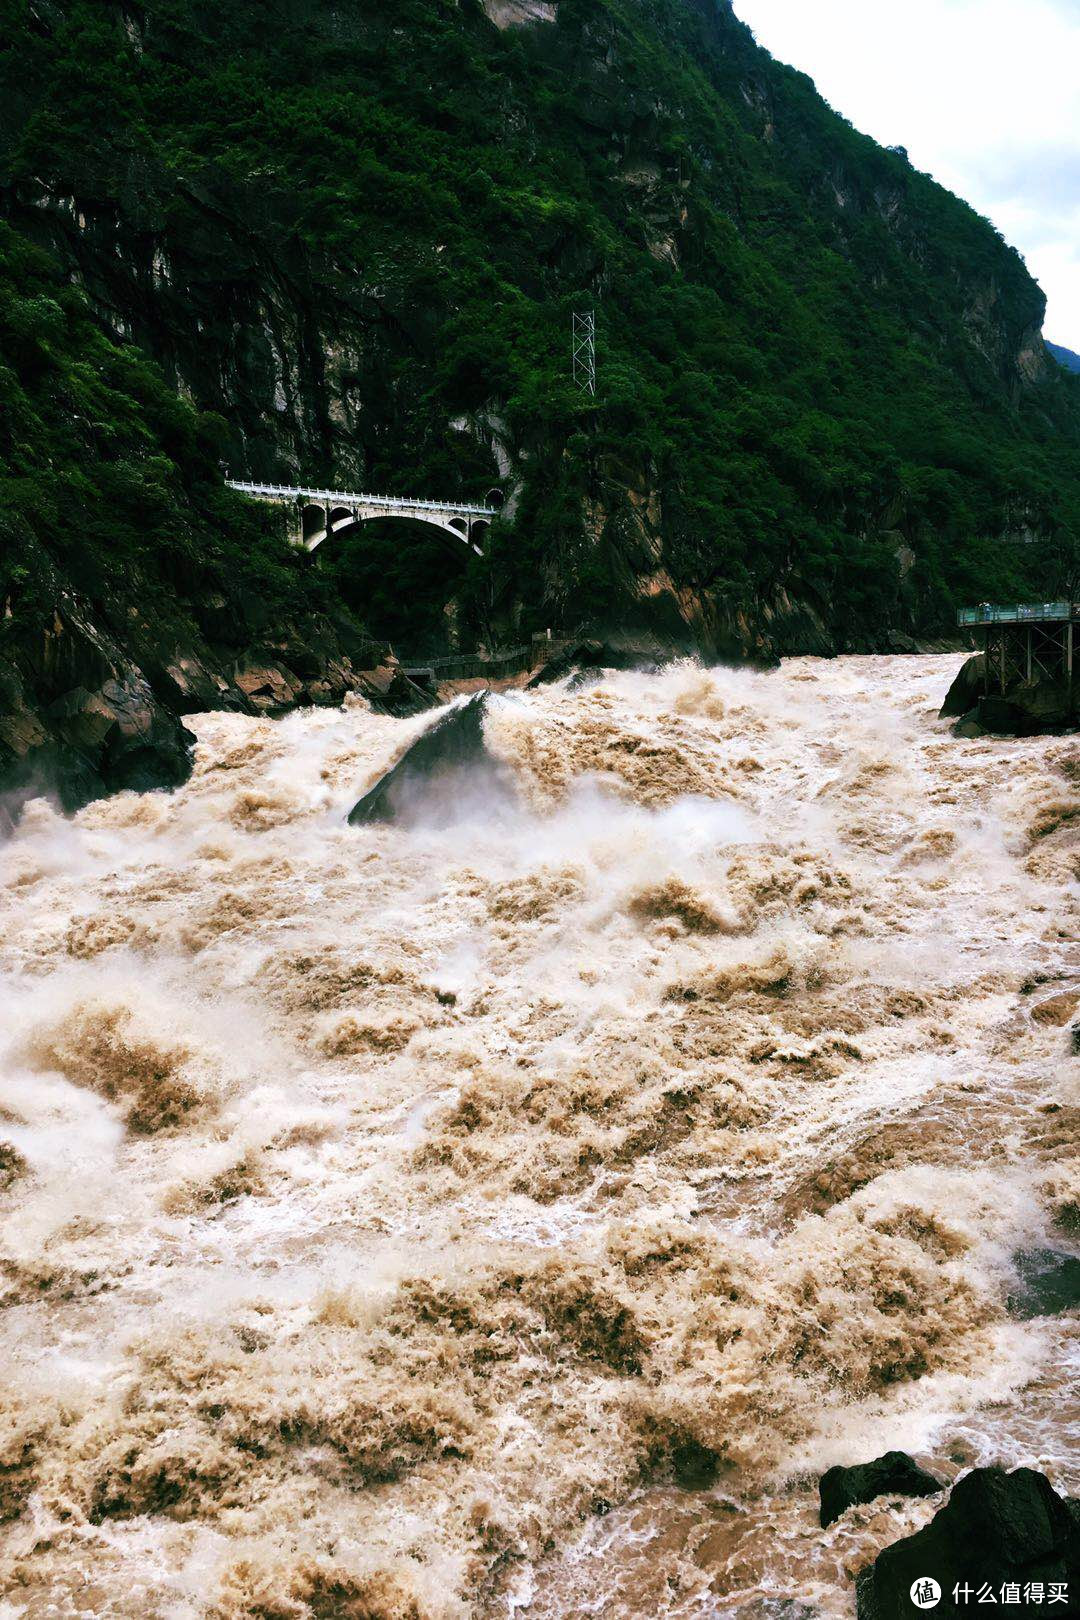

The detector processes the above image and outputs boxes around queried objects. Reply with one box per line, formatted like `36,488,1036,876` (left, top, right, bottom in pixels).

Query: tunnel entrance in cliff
317,516,490,658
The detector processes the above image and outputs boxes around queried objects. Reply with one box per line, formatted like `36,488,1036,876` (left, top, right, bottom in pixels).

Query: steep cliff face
2,0,1080,801
0,222,419,817
484,0,560,27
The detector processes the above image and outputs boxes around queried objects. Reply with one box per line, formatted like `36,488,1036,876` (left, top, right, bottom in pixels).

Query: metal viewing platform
957,602,1079,626
958,602,1077,693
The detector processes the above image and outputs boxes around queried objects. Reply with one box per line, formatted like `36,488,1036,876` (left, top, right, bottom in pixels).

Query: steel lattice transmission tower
572,310,597,396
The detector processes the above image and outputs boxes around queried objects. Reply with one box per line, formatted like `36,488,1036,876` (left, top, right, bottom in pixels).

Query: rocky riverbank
940,655,1079,737
855,1464,1080,1619
0,557,435,827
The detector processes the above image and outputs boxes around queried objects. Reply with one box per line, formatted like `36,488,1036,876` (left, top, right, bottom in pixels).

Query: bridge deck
226,479,496,517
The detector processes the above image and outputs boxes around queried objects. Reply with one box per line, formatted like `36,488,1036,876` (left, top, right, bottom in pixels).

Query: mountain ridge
1048,340,1080,375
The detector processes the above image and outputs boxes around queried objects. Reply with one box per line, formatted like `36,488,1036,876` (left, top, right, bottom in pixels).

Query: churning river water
0,654,1077,1619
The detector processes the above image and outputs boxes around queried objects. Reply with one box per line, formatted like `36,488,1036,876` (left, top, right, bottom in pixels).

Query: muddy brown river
0,654,1076,1618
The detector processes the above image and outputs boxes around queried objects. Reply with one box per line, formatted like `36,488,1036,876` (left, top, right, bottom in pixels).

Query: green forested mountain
1048,341,1080,375
2,0,1079,800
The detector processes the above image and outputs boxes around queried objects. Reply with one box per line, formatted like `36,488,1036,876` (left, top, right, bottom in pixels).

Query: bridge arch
314,510,484,558
224,481,496,559
301,502,328,547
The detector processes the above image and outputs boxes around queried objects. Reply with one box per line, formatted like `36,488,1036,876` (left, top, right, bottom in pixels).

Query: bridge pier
285,502,304,549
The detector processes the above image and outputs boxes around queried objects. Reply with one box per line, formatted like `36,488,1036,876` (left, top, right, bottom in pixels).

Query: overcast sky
734,0,1080,350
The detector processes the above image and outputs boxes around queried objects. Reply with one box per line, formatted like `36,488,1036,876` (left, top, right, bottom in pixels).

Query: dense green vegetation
0,222,308,646
1,0,1079,655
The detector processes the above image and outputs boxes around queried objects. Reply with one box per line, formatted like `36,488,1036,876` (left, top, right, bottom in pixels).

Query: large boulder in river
820,1451,943,1528
976,688,1074,735
856,1467,1080,1619
348,694,515,827
939,655,985,719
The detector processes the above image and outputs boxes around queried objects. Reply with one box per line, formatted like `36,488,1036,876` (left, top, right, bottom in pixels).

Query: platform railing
958,602,1077,626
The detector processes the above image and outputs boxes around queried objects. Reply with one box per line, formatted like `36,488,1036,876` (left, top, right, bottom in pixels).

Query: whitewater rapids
0,654,1076,1619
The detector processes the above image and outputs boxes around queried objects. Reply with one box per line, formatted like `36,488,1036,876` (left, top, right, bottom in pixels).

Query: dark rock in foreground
1007,1248,1080,1319
820,1451,943,1528
856,1467,1080,1620
0,599,196,827
940,656,987,719
348,694,515,828
0,548,436,829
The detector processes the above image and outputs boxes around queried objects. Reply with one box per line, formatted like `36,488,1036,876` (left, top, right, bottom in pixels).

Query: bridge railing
225,479,496,517
958,602,1078,626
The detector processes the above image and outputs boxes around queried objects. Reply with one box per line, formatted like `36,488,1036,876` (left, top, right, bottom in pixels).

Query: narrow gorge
3,0,1080,809
1,3,1078,1615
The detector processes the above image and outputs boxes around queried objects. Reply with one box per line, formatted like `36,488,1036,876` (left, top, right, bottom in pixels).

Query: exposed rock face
820,1452,943,1529
0,585,196,822
354,661,440,718
482,0,557,26
0,551,432,823
856,1468,1080,1620
976,687,1077,736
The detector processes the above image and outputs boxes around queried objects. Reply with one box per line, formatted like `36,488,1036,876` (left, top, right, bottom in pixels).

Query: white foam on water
0,653,1076,1618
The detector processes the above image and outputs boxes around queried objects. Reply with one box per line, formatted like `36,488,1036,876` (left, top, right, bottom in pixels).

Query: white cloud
734,0,1080,348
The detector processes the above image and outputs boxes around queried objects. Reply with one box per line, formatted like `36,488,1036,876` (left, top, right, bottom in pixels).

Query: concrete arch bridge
226,481,498,556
